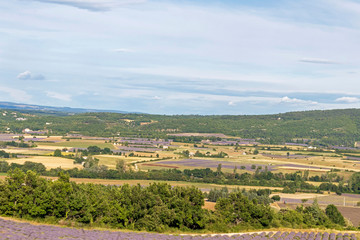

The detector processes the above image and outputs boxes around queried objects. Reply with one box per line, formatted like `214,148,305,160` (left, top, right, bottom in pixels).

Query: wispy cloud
335,96,360,103
1,0,360,114
46,91,72,101
152,96,161,100
17,71,46,80
32,0,147,11
299,58,339,64
0,86,32,102
228,101,236,106
113,48,134,53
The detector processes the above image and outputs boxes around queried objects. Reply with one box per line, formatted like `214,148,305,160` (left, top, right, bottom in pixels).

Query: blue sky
0,0,360,115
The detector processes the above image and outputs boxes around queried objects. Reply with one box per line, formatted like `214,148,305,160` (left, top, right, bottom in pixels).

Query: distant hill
0,101,134,115
0,102,359,147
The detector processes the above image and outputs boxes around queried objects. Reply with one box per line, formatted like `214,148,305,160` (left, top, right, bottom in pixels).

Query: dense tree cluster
0,169,347,232
0,161,46,174
0,150,10,158
0,169,206,232
2,141,33,148
207,188,273,205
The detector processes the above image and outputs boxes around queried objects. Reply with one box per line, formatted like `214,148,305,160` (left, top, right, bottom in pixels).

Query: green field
38,141,116,149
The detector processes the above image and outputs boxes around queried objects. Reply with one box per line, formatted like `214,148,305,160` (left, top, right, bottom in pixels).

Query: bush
54,149,62,157
271,195,280,201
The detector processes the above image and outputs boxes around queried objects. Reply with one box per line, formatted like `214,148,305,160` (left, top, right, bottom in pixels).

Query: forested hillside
1,109,360,147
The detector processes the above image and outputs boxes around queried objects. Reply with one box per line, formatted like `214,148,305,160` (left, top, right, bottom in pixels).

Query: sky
0,0,360,115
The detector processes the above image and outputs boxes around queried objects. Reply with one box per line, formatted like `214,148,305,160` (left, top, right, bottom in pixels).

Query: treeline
2,161,360,194
1,141,33,148
3,109,360,147
0,150,10,158
180,150,228,158
0,169,349,232
54,146,114,157
194,150,228,158
0,161,46,174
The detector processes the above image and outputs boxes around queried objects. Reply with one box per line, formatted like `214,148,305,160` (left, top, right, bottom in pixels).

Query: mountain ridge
0,101,135,115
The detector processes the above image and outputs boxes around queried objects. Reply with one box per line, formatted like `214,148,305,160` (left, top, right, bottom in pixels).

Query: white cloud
335,96,360,103
152,96,161,100
228,101,236,106
17,71,45,80
299,58,339,64
17,71,32,80
46,91,72,101
280,96,318,105
32,0,147,11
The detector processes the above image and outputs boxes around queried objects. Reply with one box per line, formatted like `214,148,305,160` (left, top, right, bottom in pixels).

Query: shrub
271,195,280,201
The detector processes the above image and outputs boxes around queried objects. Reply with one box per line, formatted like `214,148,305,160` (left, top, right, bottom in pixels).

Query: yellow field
35,145,64,150
5,156,82,170
270,192,327,200
3,148,53,155
94,155,158,169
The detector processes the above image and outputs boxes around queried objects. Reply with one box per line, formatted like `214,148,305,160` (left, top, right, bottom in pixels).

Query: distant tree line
1,161,360,195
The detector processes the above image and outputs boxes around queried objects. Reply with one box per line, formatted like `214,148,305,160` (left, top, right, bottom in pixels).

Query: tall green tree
325,204,345,226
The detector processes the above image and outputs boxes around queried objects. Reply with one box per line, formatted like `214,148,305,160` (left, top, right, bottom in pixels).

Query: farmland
1,132,360,185
5,156,82,170
2,132,360,175
1,126,360,234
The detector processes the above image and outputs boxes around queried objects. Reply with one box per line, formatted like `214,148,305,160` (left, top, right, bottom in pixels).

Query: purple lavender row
346,156,360,161
117,141,172,146
203,141,258,146
117,146,162,152
331,146,360,151
285,143,309,147
0,219,357,240
261,153,312,159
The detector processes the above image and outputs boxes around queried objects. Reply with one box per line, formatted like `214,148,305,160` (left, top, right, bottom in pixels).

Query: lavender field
0,218,357,240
